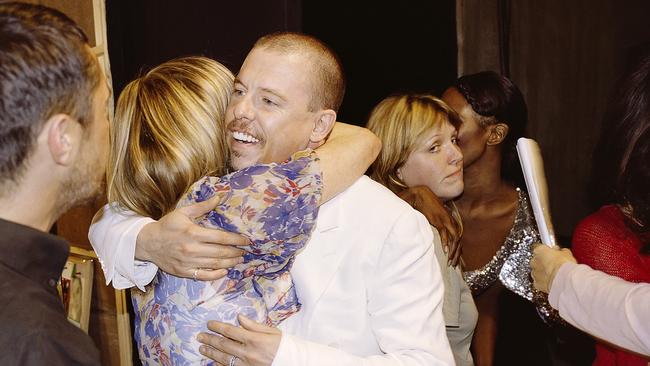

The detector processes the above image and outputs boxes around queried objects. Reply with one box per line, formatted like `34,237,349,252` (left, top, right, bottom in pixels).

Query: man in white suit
89,32,453,365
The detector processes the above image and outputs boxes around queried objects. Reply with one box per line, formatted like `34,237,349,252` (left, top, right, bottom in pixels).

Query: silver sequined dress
462,188,558,321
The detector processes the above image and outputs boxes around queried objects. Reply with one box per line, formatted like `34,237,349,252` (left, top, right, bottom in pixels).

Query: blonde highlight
107,56,234,219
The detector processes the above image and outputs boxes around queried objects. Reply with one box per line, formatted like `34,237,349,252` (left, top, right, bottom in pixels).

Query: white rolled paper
516,138,557,247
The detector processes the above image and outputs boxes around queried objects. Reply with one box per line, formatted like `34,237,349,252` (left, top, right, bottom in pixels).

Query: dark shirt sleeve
11,331,100,366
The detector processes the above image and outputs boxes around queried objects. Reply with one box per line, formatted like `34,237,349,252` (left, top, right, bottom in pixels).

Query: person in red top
573,206,650,285
572,43,650,366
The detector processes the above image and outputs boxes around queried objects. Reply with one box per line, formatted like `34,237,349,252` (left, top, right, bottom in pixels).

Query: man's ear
309,109,336,147
486,123,509,146
43,114,80,166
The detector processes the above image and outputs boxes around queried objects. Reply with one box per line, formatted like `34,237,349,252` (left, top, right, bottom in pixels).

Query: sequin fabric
463,188,561,323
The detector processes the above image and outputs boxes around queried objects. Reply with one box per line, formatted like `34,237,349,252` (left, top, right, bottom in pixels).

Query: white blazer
89,176,454,365
274,176,453,365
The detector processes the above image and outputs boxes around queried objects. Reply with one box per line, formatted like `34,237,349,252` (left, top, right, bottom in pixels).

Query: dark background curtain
303,1,456,124
106,0,302,98
458,0,650,240
106,0,457,126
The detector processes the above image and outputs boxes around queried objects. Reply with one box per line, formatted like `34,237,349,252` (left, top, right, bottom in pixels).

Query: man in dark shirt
0,3,109,365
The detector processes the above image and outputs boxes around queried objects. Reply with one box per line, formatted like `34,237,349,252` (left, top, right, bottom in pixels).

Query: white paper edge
516,138,557,247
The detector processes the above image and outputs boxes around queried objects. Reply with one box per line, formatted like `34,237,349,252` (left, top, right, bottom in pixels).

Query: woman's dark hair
621,127,650,253
454,71,528,187
592,44,650,253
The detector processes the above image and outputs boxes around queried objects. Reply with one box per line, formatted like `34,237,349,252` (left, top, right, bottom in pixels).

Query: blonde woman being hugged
367,94,478,366
106,56,380,364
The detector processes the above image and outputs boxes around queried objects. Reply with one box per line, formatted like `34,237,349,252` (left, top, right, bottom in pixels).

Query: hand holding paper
516,138,557,247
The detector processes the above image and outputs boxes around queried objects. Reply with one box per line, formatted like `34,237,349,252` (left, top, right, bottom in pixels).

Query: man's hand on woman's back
135,195,248,281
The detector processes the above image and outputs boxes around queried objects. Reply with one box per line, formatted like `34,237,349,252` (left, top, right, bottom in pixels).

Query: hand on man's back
398,186,462,267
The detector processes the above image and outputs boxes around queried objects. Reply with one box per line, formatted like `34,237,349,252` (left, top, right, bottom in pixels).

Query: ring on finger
229,355,238,366
192,268,199,281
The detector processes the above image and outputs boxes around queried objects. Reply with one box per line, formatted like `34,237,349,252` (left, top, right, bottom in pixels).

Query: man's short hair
254,32,345,112
0,2,101,185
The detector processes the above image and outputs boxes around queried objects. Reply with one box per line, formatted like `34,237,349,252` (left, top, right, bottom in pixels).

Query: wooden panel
60,209,123,364
69,247,125,366
57,199,105,250
88,264,122,366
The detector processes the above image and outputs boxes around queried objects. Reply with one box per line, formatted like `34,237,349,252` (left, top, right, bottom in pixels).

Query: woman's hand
398,186,462,266
531,245,577,293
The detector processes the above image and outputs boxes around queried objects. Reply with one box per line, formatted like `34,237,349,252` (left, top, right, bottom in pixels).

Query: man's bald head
253,32,345,113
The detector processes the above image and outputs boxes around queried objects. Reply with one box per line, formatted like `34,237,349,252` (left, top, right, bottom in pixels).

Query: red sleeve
572,206,650,283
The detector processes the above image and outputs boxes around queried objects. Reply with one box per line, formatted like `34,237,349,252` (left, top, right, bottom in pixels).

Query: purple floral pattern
132,150,321,365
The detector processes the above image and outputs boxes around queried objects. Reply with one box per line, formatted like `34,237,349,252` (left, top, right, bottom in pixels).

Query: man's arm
89,196,247,290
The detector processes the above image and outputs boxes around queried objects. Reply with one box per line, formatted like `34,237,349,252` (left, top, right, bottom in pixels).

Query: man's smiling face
225,47,317,170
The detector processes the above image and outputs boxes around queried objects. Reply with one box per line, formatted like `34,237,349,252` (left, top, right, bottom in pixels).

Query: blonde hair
367,94,464,236
367,94,461,194
107,56,234,219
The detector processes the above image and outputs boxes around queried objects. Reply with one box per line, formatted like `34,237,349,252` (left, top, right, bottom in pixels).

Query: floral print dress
132,150,322,366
